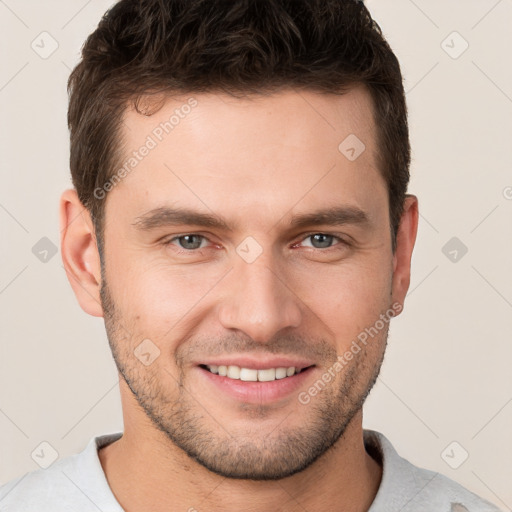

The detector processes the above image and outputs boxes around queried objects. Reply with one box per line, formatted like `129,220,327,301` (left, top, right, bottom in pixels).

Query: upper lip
197,356,315,371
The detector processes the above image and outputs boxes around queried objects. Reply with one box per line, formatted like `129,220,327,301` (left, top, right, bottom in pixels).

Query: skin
60,86,418,512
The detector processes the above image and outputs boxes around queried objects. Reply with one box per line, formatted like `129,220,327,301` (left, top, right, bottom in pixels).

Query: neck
99,385,382,512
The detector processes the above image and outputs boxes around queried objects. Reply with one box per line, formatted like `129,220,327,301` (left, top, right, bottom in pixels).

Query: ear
391,194,419,313
60,189,103,317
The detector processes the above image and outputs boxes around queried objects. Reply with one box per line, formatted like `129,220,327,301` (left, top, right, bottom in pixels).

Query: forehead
122,86,377,158
107,87,385,230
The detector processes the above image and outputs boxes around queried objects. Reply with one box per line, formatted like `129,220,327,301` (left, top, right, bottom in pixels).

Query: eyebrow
288,206,370,230
132,205,370,232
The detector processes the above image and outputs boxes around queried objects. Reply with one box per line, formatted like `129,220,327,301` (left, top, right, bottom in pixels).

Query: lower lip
198,366,315,403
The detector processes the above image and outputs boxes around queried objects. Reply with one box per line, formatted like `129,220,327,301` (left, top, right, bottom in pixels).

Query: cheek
107,255,226,335
105,231,393,350
294,258,392,346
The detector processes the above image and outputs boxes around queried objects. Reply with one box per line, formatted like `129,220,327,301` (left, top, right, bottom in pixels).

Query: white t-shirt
0,429,503,511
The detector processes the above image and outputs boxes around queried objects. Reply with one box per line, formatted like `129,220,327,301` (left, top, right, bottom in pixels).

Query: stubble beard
100,278,388,480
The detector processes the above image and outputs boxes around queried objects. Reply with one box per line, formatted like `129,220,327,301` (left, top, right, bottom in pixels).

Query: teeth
257,368,275,382
275,367,287,379
227,365,240,379
240,368,258,381
205,364,303,381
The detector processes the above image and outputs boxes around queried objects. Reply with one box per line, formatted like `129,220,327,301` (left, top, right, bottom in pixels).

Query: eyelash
163,232,348,255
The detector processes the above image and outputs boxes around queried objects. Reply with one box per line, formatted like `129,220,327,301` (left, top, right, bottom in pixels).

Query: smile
201,364,310,382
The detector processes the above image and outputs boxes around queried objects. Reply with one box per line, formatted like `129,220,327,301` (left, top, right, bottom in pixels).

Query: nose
217,254,303,343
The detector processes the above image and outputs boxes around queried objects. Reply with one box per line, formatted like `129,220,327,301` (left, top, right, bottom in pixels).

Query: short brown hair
67,0,410,252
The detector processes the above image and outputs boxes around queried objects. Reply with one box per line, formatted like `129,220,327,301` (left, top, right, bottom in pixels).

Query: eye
162,232,348,256
297,233,344,250
166,234,210,251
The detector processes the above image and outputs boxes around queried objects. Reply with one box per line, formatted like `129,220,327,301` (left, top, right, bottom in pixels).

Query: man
0,0,502,510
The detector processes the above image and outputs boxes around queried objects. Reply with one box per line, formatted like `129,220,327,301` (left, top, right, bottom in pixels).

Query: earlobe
60,189,104,317
391,195,419,312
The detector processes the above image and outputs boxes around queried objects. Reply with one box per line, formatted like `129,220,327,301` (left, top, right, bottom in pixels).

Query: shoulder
364,429,504,512
0,453,86,510
0,432,123,512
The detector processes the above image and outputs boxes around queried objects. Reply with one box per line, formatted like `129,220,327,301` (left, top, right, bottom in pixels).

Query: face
96,87,405,480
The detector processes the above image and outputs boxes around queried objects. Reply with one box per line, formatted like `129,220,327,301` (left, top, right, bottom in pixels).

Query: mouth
196,361,316,403
199,364,314,382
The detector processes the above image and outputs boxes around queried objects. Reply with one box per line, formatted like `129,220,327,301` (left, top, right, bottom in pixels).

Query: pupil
181,235,201,249
312,234,332,248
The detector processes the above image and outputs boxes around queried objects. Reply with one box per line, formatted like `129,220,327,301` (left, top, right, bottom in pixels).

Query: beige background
1,0,511,508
